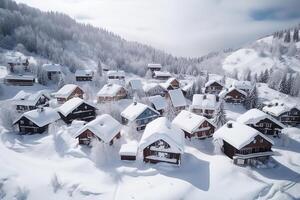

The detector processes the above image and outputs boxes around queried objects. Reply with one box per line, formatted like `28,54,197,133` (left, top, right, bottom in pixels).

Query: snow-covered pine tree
284,30,291,43
285,73,292,95
279,73,287,94
164,97,177,121
244,84,258,109
213,100,227,128
245,70,251,81
291,73,300,96
97,60,102,77
293,28,299,42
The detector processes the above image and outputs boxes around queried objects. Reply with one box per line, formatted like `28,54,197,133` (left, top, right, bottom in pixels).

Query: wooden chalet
148,95,167,114
172,110,216,139
168,89,187,112
97,83,127,103
161,77,180,90
139,117,185,165
147,63,162,73
107,70,125,85
74,114,122,145
231,80,254,94
153,71,172,80
143,83,166,97
75,69,94,81
13,107,60,134
237,109,285,137
214,121,274,165
204,80,224,94
190,94,220,119
263,102,300,126
42,64,62,80
12,90,50,112
219,87,247,104
58,97,97,124
7,56,29,73
119,142,138,161
54,84,84,104
121,102,160,131
4,75,35,86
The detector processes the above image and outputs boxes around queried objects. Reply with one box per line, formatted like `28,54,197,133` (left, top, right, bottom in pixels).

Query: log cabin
97,83,127,103
12,90,50,112
237,109,285,137
121,102,160,131
139,117,185,165
172,110,216,139
58,97,97,124
147,63,162,73
13,107,60,134
54,84,84,104
219,87,247,104
107,70,125,85
204,80,224,94
42,64,62,80
4,74,35,86
214,121,274,165
161,77,180,90
74,114,122,145
75,69,94,81
231,80,254,94
190,94,220,119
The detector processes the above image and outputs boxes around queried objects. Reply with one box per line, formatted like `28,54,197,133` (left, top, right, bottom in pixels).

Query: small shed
42,64,62,80
119,142,138,161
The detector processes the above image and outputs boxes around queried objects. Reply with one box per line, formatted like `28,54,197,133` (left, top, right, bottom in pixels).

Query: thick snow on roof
237,109,285,128
232,80,253,91
75,114,121,143
75,69,93,77
172,110,215,133
128,79,143,90
14,107,60,127
214,121,274,150
148,95,167,110
97,83,124,97
192,94,219,110
205,79,223,88
143,82,165,93
219,87,247,98
58,97,95,117
119,141,138,156
160,77,178,89
263,104,292,117
168,89,187,108
139,117,185,154
42,64,61,72
147,63,162,68
54,84,80,98
153,71,171,77
5,74,35,80
121,102,159,121
107,70,125,77
12,90,50,106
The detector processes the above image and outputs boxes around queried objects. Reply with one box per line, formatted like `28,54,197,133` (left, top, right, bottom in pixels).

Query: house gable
136,108,159,120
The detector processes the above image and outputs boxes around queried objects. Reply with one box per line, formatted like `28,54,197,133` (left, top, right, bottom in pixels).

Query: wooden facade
76,76,93,82
4,76,35,86
77,129,121,145
59,102,96,124
15,116,48,134
56,87,84,104
205,81,223,94
16,95,50,112
97,87,127,103
223,89,246,104
143,139,181,165
246,118,283,137
277,108,300,126
184,120,215,139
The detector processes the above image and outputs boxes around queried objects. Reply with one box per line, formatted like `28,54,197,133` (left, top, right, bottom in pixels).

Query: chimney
133,101,137,105
227,122,233,128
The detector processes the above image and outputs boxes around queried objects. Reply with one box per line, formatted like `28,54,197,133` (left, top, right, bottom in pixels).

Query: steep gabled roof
58,97,96,117
139,117,185,154
168,89,187,108
12,90,50,106
148,95,167,111
205,79,223,88
219,87,247,98
54,84,81,98
262,104,293,117
192,94,219,110
237,109,285,128
121,102,159,121
97,83,125,97
74,114,122,143
172,110,215,133
128,79,143,90
213,121,274,150
13,107,60,127
231,80,253,91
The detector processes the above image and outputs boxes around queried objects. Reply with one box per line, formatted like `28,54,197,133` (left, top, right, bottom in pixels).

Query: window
20,120,24,124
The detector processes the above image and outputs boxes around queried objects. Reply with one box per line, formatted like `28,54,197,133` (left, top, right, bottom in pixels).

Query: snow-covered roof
7,56,27,64
160,77,178,89
153,71,171,77
213,121,274,150
12,90,50,106
42,64,61,72
121,102,159,121
107,70,125,77
75,69,94,77
75,114,122,143
128,79,143,90
192,94,219,110
97,83,124,97
58,97,96,117
139,117,185,154
237,109,285,128
231,80,253,91
172,110,215,133
148,95,167,110
168,89,187,108
13,107,60,127
147,63,162,69
143,83,165,93
5,74,35,80
119,141,138,156
262,104,292,117
219,87,247,98
205,79,223,88
54,84,81,98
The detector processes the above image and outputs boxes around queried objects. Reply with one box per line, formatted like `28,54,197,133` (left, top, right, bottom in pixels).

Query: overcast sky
15,0,300,57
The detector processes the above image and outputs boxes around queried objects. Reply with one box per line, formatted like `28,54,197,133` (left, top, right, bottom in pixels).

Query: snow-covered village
0,0,300,199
